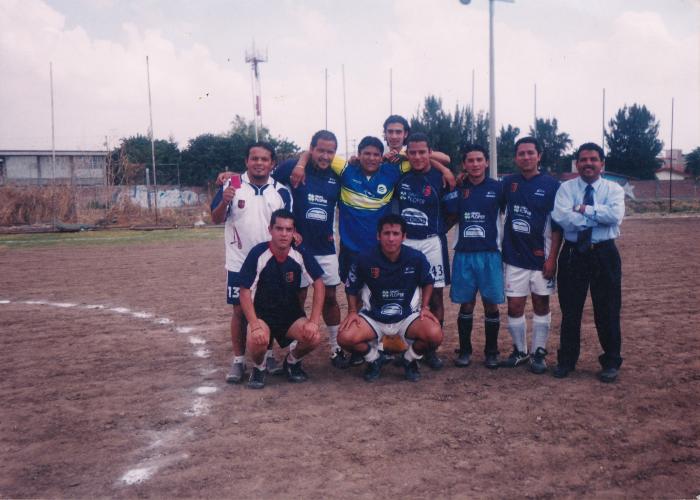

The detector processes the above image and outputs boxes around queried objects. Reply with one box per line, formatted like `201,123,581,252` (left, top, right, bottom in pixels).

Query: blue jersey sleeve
444,189,459,216
345,260,364,296
238,246,262,289
272,158,296,186
277,185,293,211
211,186,223,212
417,251,435,287
300,247,324,281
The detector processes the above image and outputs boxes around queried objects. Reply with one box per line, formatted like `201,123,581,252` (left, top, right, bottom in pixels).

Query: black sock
457,313,473,355
484,310,500,355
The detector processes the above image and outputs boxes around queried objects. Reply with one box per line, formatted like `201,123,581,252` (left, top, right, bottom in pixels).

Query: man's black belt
565,239,616,252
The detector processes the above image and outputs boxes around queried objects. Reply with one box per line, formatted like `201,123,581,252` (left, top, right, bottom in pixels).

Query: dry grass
0,186,77,225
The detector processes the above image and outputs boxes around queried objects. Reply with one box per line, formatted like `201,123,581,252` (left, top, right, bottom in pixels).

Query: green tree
108,135,180,185
605,104,663,179
530,118,572,174
496,124,520,174
684,147,700,178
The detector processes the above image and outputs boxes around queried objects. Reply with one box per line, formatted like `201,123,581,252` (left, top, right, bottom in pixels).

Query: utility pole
245,41,267,141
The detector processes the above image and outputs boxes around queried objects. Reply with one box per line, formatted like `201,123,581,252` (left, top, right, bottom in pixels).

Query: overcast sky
1,0,698,157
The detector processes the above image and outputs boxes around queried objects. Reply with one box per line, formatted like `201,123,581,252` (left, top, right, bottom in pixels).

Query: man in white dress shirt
551,142,625,383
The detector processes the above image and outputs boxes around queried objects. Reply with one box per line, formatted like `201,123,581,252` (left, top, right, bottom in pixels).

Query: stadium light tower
459,0,514,179
245,41,268,141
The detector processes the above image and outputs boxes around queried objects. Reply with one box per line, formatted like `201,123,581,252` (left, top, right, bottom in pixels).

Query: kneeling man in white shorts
338,214,443,382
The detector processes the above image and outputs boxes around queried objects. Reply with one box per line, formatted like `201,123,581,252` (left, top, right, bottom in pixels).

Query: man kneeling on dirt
338,214,443,382
238,209,325,389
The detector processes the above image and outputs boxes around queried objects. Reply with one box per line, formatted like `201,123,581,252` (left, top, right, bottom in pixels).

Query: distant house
655,149,688,181
0,150,107,186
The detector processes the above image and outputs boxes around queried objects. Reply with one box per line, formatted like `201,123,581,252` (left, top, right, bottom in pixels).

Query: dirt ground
1,217,699,498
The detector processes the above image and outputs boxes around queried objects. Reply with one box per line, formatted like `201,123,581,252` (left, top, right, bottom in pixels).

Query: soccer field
1,218,698,498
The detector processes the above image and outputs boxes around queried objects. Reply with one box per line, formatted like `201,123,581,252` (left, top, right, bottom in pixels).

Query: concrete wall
2,154,105,185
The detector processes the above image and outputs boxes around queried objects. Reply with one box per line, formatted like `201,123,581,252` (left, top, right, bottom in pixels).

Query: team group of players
211,115,625,389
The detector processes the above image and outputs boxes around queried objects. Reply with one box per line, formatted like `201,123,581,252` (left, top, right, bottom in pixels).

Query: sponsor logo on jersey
512,219,531,234
380,303,403,317
486,191,496,198
328,177,337,184
377,184,388,195
533,249,544,257
464,225,486,238
511,182,518,192
306,207,328,222
238,200,246,209
404,266,415,274
307,193,329,204
423,185,432,197
401,208,428,227
462,188,470,199
371,267,380,279
535,188,546,197
285,271,295,283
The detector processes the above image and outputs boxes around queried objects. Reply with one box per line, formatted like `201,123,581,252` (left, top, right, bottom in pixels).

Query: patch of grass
0,227,222,249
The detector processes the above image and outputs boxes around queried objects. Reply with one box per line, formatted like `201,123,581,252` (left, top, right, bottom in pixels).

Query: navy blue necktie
577,184,594,252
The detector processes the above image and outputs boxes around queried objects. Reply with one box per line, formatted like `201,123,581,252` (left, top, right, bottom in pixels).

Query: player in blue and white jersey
338,214,443,382
210,142,292,384
500,137,563,374
394,132,453,370
272,130,349,369
238,209,325,389
445,144,505,369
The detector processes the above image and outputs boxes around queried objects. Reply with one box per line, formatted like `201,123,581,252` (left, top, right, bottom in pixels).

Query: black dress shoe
552,364,573,378
598,367,618,383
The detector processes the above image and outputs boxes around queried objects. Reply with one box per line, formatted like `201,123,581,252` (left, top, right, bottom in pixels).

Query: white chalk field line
0,297,219,487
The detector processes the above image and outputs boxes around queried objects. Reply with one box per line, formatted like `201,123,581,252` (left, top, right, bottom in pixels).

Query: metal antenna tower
245,41,268,141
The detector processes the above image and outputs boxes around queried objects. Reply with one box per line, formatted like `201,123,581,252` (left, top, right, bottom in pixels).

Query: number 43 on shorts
430,265,444,280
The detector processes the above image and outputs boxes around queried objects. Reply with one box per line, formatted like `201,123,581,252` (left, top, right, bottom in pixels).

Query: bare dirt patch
1,219,699,498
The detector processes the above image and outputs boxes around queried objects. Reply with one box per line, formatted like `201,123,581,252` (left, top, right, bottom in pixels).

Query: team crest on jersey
371,267,380,279
238,200,246,209
462,188,470,199
423,185,432,197
511,183,518,192
377,184,388,195
285,271,295,283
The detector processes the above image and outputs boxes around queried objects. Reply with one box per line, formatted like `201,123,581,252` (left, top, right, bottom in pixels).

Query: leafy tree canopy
605,104,663,180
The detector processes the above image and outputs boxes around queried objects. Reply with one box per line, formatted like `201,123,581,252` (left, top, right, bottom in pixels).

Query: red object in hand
230,174,242,189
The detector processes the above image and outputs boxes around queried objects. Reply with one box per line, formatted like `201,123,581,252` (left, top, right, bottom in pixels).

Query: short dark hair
377,213,407,235
246,141,276,161
383,115,410,134
406,132,431,149
269,208,295,228
576,142,605,162
461,143,489,162
358,136,384,155
514,136,542,155
310,130,338,149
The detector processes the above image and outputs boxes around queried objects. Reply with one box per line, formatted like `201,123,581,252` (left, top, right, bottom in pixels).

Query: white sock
377,341,384,352
507,315,527,353
364,344,379,363
531,313,551,352
254,360,266,371
233,355,246,364
403,345,423,362
327,325,340,353
287,350,301,365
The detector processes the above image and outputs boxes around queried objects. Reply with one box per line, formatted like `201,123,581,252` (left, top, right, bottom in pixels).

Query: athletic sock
254,360,266,371
531,313,551,352
233,355,246,364
327,325,340,353
507,315,527,353
286,350,301,365
457,313,473,355
377,341,384,353
484,310,500,355
364,344,380,363
403,345,423,362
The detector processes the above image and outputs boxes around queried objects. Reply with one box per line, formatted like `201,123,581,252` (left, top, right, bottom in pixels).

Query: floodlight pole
460,0,513,179
669,97,674,213
146,55,159,224
49,62,57,230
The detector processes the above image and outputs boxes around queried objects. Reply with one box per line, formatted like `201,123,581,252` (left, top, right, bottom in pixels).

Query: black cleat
349,351,365,367
284,357,309,383
500,346,529,368
330,349,350,369
423,350,444,371
403,358,422,382
598,367,618,383
552,364,574,379
247,367,266,389
363,358,382,382
529,347,548,374
484,353,499,370
454,351,471,367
